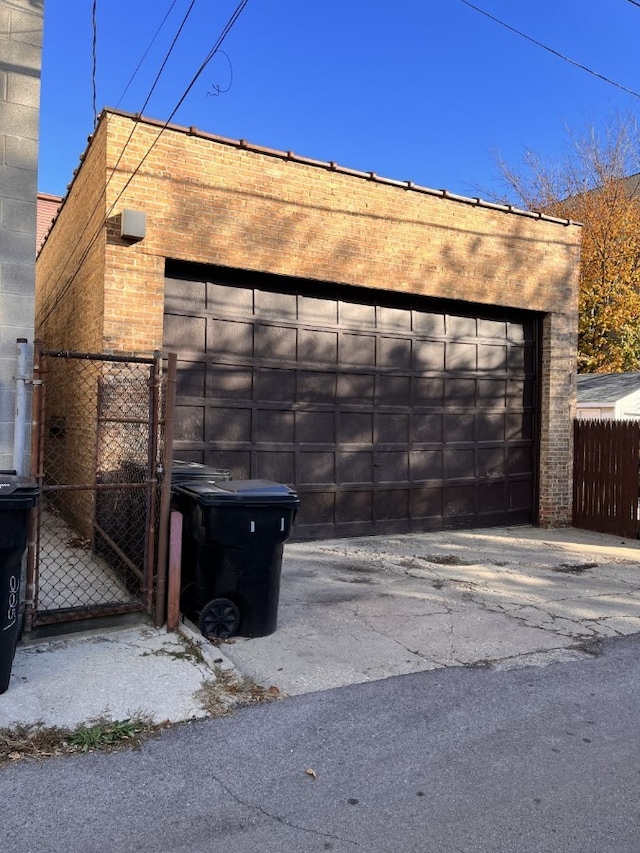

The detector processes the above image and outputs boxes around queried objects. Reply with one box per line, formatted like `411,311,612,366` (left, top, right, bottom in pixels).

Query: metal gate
25,347,176,631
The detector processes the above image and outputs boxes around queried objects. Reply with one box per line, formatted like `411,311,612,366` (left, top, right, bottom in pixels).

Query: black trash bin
172,479,299,639
0,471,38,694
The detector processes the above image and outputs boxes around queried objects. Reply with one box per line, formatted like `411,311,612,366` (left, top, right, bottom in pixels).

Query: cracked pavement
218,525,640,695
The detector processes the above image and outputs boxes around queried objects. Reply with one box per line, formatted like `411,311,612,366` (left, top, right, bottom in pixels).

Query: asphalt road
2,634,640,853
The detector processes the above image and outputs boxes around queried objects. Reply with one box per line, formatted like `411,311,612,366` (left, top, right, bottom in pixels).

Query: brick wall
36,109,583,526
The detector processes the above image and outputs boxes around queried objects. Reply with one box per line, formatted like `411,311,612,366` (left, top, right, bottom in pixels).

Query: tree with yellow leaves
497,114,640,373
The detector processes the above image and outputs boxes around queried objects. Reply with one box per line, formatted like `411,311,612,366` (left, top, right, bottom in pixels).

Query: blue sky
38,0,640,201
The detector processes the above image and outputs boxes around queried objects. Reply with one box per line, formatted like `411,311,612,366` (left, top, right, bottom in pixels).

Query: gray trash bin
0,471,38,694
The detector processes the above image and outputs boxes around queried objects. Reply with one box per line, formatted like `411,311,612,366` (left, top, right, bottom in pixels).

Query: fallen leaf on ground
305,768,317,779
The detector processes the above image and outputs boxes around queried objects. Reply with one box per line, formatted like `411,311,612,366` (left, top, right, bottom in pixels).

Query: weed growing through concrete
195,666,282,718
0,714,166,765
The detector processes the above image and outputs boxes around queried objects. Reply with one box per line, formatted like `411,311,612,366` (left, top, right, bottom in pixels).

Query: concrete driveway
219,525,640,695
2,525,640,730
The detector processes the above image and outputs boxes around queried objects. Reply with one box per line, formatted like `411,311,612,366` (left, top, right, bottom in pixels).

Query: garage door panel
339,301,376,327
338,373,375,404
340,412,373,444
164,314,206,352
337,490,373,524
174,406,203,442
166,266,538,539
446,341,477,371
445,377,476,402
444,485,476,518
380,336,411,369
206,407,251,443
208,281,253,313
445,413,474,442
413,339,445,371
296,410,335,443
411,486,443,519
299,295,338,324
412,378,444,406
376,374,411,407
477,378,506,405
375,452,409,482
299,452,335,484
298,328,338,363
413,312,445,336
478,447,506,478
205,450,251,478
165,277,206,313
338,451,374,483
176,362,205,397
377,412,409,444
341,333,376,366
255,289,296,319
255,324,297,360
476,412,505,442
256,368,296,401
206,364,253,399
478,318,507,339
478,344,507,371
507,446,533,475
208,318,253,356
296,492,335,528
505,411,534,441
375,489,410,520
447,315,477,337
256,451,295,482
378,306,411,331
445,449,475,479
410,450,443,480
255,409,294,442
479,482,507,512
509,480,534,511
298,371,337,404
411,414,444,443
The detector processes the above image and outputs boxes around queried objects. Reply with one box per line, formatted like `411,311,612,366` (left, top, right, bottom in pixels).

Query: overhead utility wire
37,0,199,328
627,0,640,9
37,0,251,330
92,0,98,126
457,0,640,101
116,0,181,108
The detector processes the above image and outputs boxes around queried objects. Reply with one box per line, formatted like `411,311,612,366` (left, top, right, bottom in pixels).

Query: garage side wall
36,125,108,351
37,111,582,527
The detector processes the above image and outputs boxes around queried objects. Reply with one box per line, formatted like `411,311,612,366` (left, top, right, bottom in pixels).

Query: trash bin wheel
199,598,241,640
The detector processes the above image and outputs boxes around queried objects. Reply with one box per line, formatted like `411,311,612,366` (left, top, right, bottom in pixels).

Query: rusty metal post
24,343,45,634
154,352,177,627
166,510,182,631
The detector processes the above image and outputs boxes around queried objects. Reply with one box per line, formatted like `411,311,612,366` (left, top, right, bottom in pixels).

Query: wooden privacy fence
573,419,640,539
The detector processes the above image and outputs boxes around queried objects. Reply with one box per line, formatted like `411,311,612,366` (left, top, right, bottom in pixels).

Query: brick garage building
36,108,582,540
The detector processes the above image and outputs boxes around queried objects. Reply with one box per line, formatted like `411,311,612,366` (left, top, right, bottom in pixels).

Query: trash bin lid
173,479,299,507
0,471,38,502
171,460,232,484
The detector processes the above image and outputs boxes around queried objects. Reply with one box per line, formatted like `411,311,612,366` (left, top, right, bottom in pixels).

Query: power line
92,0,97,127
37,0,251,331
116,0,181,108
457,0,640,101
627,0,640,9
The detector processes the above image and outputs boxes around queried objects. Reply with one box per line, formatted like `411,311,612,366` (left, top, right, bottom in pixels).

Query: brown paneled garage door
164,263,539,540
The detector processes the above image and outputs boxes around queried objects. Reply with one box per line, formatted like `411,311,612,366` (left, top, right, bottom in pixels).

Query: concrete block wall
0,0,42,472
37,109,583,525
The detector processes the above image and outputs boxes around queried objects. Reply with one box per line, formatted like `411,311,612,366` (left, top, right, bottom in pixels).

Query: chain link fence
26,348,173,629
